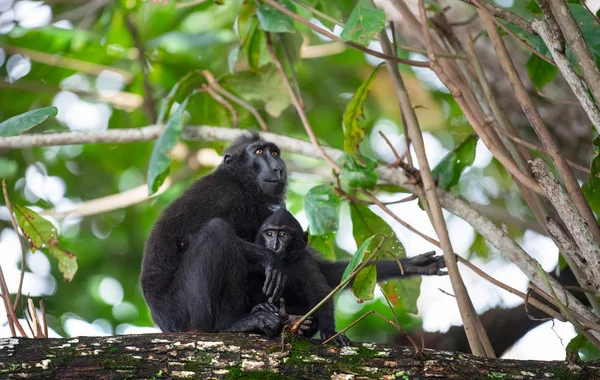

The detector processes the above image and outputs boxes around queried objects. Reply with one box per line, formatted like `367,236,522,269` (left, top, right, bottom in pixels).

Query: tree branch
546,0,600,109
531,19,600,134
1,333,596,378
475,2,600,245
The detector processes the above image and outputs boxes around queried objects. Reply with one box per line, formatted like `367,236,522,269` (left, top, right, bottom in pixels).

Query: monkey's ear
224,154,234,165
303,231,309,245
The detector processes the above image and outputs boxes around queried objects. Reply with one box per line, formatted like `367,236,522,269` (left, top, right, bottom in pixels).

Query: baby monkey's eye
266,231,275,237
278,232,287,238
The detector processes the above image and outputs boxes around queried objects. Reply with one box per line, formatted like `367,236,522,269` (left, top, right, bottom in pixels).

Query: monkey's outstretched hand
403,251,448,276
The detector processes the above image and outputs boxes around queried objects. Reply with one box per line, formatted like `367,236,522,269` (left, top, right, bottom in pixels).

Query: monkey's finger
265,269,279,299
278,298,286,318
268,273,281,304
263,267,273,295
274,274,287,303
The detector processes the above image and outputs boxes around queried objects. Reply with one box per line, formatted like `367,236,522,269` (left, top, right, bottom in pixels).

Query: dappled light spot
112,301,139,322
99,277,124,306
14,1,51,29
0,10,15,34
6,54,31,83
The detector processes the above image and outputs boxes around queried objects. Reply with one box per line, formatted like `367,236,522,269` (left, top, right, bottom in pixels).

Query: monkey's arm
318,251,447,288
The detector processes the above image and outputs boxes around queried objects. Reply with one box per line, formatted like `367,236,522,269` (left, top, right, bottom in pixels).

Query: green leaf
348,202,419,311
340,0,385,46
157,71,203,124
304,184,340,236
526,54,558,90
256,0,296,34
351,264,376,302
0,107,58,137
308,231,337,261
147,98,190,195
583,131,600,214
380,277,421,314
341,235,377,282
350,203,405,259
0,158,18,179
342,63,382,156
13,204,77,281
569,4,600,63
432,134,478,190
221,64,291,117
341,153,378,189
525,0,542,15
567,334,600,361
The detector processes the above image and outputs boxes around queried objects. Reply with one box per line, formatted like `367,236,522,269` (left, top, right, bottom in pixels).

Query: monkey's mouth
263,179,283,183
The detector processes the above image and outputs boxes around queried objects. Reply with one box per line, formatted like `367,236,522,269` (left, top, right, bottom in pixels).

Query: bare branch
475,2,600,245
457,0,533,34
379,24,491,355
531,19,600,134
529,158,600,291
546,0,600,110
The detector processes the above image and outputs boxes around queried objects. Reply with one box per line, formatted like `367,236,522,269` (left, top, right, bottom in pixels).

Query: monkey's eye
256,149,264,155
272,151,279,157
266,231,275,237
278,232,287,239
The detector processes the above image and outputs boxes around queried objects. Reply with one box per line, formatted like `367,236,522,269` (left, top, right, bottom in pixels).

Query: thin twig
201,84,239,128
2,180,27,312
265,32,341,171
202,71,269,131
27,298,44,338
492,125,590,174
280,36,304,109
0,44,132,83
261,0,430,68
492,17,558,69
40,299,48,338
536,91,580,106
124,15,157,123
538,263,600,347
0,266,16,337
292,236,388,332
0,265,27,337
457,0,533,33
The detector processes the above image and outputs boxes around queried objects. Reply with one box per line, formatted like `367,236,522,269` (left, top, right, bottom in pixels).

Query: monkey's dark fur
250,209,448,346
141,132,289,336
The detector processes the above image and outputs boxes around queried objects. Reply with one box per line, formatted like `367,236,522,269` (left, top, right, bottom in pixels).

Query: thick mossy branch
0,333,598,379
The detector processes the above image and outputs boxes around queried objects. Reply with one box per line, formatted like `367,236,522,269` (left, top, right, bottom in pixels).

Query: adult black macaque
141,132,290,337
250,209,447,346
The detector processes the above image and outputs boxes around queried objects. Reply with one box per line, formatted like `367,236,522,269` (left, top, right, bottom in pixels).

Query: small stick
40,299,48,338
202,71,269,131
201,84,239,128
2,179,28,311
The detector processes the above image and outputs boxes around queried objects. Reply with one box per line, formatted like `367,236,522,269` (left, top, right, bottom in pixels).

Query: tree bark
0,332,597,379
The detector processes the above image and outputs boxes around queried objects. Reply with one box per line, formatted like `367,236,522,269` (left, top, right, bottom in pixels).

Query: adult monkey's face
245,141,287,197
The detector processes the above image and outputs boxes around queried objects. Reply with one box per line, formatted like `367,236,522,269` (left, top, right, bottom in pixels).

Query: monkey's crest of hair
224,131,263,157
268,208,303,233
